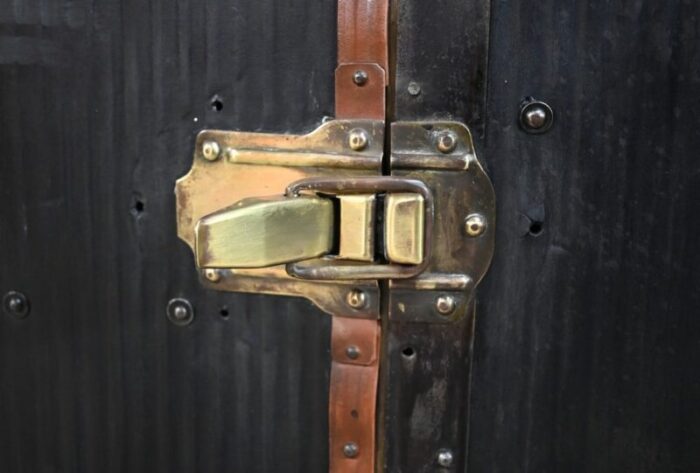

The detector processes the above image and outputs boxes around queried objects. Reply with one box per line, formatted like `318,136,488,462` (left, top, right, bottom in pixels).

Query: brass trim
285,176,434,280
384,193,424,265
195,196,334,268
338,195,376,262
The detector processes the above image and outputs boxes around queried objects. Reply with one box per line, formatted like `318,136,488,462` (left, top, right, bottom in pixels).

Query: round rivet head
204,268,221,283
353,70,368,86
346,345,361,360
437,449,454,467
435,295,456,316
407,81,421,96
519,98,554,133
3,291,29,319
346,289,368,310
166,298,194,326
202,140,221,161
343,442,359,458
348,129,369,151
436,131,458,153
464,213,486,237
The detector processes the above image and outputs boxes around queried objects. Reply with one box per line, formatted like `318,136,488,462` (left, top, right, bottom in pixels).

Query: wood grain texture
471,1,700,472
0,1,336,472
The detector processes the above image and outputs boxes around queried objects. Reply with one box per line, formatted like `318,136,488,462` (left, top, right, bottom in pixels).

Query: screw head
435,295,456,316
202,140,221,161
464,214,486,237
407,81,421,96
346,345,361,360
346,289,368,310
348,129,369,151
436,131,458,153
3,291,29,318
166,298,194,326
204,268,221,283
352,70,369,86
437,449,454,467
519,99,554,133
343,442,360,458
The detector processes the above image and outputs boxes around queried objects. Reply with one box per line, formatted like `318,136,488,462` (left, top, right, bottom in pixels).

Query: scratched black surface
384,0,490,471
471,1,700,472
1,1,700,473
0,1,335,472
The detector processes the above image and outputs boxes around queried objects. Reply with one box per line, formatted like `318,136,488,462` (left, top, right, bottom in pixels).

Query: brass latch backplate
175,119,495,322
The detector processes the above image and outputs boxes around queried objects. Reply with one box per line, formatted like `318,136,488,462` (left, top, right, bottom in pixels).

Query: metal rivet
348,129,369,151
343,442,359,458
346,345,361,360
519,98,554,133
166,298,194,326
464,214,486,237
3,291,29,319
346,289,367,309
204,268,221,283
407,81,421,96
435,295,456,316
353,70,368,86
437,449,454,468
202,140,221,161
436,131,458,153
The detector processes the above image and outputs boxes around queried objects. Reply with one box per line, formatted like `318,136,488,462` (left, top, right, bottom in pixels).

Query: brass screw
204,269,221,283
202,140,221,161
435,295,456,316
343,442,360,458
348,129,369,151
353,70,369,86
436,131,458,153
464,214,486,237
346,289,367,309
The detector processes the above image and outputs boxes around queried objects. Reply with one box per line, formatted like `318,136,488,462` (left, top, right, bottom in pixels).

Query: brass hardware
346,289,368,309
464,213,486,237
175,119,495,320
436,131,457,153
348,128,369,151
176,120,384,318
202,140,221,161
435,295,457,315
285,176,433,281
338,195,376,261
387,121,496,323
196,196,334,268
384,193,425,265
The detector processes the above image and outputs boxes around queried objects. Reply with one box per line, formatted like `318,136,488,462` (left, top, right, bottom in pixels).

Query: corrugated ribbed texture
0,1,336,472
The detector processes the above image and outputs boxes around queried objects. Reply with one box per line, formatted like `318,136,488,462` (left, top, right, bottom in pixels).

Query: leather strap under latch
330,1,388,471
329,317,381,472
335,0,389,120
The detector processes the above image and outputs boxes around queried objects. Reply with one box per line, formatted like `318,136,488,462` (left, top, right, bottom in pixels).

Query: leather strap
329,316,381,473
331,1,388,471
335,0,389,119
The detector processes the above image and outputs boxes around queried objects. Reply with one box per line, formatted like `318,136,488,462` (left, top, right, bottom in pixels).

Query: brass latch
175,119,495,321
196,176,432,280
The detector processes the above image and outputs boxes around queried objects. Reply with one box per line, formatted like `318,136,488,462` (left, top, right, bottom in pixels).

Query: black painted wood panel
0,1,336,472
471,1,700,472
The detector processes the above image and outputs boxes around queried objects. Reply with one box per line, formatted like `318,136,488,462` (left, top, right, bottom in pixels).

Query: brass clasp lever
194,176,432,280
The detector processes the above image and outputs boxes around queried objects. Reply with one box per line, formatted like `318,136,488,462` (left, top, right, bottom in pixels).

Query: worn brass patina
338,194,376,262
384,193,425,265
195,196,334,268
175,119,495,321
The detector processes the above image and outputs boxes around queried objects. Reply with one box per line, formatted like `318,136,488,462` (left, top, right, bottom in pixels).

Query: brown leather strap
335,0,389,119
331,2,388,471
329,316,381,473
